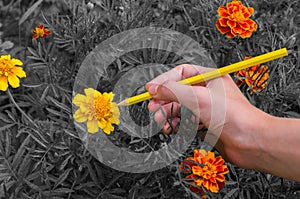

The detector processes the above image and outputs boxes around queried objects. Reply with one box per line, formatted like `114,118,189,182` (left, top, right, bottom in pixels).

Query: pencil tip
118,100,127,106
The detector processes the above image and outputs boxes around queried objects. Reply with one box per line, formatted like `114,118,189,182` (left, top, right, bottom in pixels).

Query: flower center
203,163,217,177
94,96,112,121
231,10,245,22
36,28,45,37
0,60,11,76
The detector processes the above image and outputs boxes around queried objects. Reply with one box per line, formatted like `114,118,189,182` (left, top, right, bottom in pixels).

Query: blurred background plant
0,0,300,198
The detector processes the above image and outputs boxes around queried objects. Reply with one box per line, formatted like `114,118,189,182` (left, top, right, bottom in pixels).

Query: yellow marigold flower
0,54,26,91
180,149,228,198
216,0,257,38
73,88,120,134
31,24,51,39
235,56,269,93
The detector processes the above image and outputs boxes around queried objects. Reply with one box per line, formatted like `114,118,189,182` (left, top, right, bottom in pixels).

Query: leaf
106,173,125,189
223,187,239,199
0,173,11,181
12,135,30,168
52,188,74,193
85,162,100,188
40,86,50,102
0,123,16,132
53,168,73,189
46,108,69,119
18,128,48,148
0,112,12,123
63,129,79,139
47,96,71,114
5,130,11,158
24,179,43,192
59,154,72,171
284,111,300,118
27,47,39,57
19,0,44,25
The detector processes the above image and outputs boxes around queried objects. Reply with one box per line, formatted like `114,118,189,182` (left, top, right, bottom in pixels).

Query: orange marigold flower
180,149,229,198
31,24,51,39
216,0,257,38
235,56,269,93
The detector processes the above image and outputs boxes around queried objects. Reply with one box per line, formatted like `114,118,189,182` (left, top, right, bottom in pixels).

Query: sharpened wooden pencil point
118,100,127,106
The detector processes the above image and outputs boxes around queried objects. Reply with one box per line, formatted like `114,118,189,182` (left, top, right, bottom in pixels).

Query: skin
145,64,300,182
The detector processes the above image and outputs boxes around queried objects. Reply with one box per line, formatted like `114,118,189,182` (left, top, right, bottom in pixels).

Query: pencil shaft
123,48,288,106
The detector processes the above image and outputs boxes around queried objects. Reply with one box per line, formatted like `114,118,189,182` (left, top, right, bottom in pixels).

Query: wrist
226,106,271,169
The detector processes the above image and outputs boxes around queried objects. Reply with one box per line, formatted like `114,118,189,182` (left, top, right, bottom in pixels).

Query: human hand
145,64,269,169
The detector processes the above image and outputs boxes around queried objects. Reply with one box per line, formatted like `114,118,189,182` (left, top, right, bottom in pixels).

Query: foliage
0,0,300,198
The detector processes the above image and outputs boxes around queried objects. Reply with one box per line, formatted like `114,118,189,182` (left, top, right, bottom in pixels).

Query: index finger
145,64,213,90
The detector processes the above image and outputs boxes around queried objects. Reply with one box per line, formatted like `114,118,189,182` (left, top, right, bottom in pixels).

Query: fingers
147,81,210,118
145,64,214,95
148,99,172,113
162,117,181,134
149,101,181,123
162,119,205,134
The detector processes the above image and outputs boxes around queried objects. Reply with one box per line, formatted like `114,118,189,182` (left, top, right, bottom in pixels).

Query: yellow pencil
118,48,288,106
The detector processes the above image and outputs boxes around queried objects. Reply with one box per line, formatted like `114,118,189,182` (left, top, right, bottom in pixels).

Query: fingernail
148,85,158,95
166,125,171,130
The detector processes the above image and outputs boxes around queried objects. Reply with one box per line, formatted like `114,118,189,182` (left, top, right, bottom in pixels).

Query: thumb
146,81,210,117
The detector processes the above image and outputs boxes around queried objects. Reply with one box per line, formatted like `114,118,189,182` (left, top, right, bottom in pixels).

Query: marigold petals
181,149,228,195
11,67,26,78
73,94,87,106
218,7,228,17
209,183,219,193
32,34,39,39
84,88,96,97
8,74,20,88
202,180,210,191
217,18,227,27
103,122,114,134
103,92,114,100
0,76,8,91
192,166,203,176
239,22,250,30
196,149,207,158
1,54,11,60
232,27,241,34
32,24,51,39
217,181,225,190
247,7,254,16
227,20,236,28
11,59,23,66
235,57,269,93
240,30,252,38
214,156,225,165
87,119,98,133
216,20,231,34
74,109,88,123
216,1,257,38
215,174,226,182
72,88,120,134
37,24,44,29
98,118,106,129
226,31,235,38
189,185,204,194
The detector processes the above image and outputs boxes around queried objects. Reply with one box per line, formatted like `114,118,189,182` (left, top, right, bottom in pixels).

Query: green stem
6,89,38,128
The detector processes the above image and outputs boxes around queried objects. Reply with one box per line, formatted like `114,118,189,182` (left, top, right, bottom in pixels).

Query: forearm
255,115,300,181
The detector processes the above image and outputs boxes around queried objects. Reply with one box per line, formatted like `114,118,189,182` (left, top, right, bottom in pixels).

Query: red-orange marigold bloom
216,0,257,38
235,56,269,93
31,24,51,39
180,149,229,197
